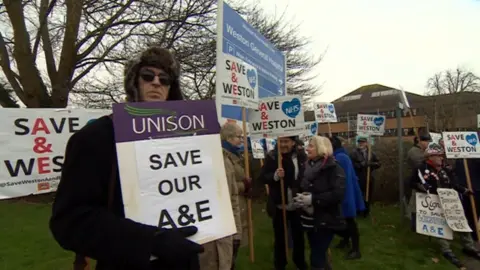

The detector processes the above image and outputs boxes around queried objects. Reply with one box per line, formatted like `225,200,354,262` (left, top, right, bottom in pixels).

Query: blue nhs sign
217,1,286,120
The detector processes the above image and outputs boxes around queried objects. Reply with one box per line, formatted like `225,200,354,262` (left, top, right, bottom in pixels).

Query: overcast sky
252,0,480,102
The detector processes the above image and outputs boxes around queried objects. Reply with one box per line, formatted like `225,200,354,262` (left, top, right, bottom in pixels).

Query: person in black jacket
350,136,381,217
260,136,307,270
294,135,346,270
49,46,203,270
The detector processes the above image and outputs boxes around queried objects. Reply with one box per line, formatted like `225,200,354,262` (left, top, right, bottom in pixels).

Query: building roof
331,84,424,115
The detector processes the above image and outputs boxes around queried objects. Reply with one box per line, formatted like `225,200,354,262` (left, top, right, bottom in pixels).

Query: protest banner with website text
0,108,109,200
442,131,480,159
112,101,236,244
248,96,305,139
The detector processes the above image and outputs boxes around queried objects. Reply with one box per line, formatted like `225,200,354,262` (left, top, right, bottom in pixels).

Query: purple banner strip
112,100,220,143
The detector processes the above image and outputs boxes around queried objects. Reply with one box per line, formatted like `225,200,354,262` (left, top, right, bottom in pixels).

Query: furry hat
124,46,183,102
424,142,444,157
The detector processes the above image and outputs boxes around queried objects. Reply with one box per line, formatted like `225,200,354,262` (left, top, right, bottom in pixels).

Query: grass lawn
0,199,471,270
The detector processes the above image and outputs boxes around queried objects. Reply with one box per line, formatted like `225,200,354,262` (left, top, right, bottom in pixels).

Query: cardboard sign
356,114,386,136
443,131,480,159
112,100,236,244
416,192,453,240
216,54,259,109
437,188,472,232
251,139,265,159
430,132,442,144
314,103,337,123
248,96,305,139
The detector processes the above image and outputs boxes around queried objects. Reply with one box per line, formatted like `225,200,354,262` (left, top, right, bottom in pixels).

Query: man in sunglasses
50,46,203,270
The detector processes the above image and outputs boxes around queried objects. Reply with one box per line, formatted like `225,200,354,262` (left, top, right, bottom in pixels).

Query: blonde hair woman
293,136,346,270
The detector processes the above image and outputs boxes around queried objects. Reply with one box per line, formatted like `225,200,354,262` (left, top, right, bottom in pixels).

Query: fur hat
124,46,183,102
424,142,444,157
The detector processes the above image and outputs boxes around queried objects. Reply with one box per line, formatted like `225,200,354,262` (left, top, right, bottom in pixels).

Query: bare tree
75,1,324,108
426,67,480,95
426,67,480,130
0,0,216,108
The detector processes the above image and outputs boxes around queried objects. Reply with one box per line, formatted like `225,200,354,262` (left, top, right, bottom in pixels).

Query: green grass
0,200,472,270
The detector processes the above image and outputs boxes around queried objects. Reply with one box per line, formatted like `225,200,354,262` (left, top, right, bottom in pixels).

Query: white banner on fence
415,192,453,240
442,131,480,159
0,108,110,200
437,188,472,232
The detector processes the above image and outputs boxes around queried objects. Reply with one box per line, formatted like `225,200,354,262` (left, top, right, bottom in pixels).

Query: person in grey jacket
405,133,431,220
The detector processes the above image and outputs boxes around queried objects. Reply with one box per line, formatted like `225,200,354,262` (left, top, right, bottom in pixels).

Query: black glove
151,226,204,269
464,189,474,196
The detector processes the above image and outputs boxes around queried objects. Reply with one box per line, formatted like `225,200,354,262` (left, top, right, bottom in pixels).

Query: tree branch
0,31,25,103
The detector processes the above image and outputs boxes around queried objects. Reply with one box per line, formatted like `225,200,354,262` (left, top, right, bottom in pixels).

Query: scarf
222,140,240,156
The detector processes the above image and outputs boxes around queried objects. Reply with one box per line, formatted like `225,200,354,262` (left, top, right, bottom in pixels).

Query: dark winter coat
410,160,468,195
350,147,380,191
260,148,307,217
49,116,179,270
299,156,346,231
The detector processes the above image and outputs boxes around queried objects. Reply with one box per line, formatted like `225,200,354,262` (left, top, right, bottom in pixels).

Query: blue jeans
307,229,334,269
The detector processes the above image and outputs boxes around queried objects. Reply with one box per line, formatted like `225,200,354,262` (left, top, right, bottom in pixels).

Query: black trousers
336,218,360,251
273,208,307,270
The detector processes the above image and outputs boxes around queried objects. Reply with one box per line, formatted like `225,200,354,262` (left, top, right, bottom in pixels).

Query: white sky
252,0,480,102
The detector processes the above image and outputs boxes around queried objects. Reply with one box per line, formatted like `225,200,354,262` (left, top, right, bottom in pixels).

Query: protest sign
314,103,337,123
356,114,386,136
216,0,285,122
416,192,453,240
430,132,442,144
265,138,276,152
216,54,259,109
248,96,305,139
0,108,108,200
443,131,480,159
300,121,318,145
251,139,265,159
112,101,236,244
437,188,472,232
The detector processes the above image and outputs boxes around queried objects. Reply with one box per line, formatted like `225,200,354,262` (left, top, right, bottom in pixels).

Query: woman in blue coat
329,136,365,260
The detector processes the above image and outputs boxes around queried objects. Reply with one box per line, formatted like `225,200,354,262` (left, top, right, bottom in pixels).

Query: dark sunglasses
139,70,171,86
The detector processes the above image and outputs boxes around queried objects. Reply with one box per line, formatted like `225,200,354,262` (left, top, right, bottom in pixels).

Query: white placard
442,131,480,159
113,100,236,245
356,114,386,136
314,103,337,123
416,192,453,240
300,121,318,145
118,135,235,244
477,114,480,129
248,95,305,139
251,139,265,159
437,188,472,232
216,54,259,110
399,89,410,108
0,108,109,200
430,132,442,144
265,138,275,152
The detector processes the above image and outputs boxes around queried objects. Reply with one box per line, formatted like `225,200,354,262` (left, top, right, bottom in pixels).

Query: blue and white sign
216,0,286,122
357,114,386,136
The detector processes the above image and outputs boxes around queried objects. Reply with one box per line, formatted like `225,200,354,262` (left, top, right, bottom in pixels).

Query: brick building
309,84,480,138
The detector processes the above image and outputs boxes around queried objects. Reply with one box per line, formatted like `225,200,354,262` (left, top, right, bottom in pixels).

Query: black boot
345,250,361,260
462,248,480,260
